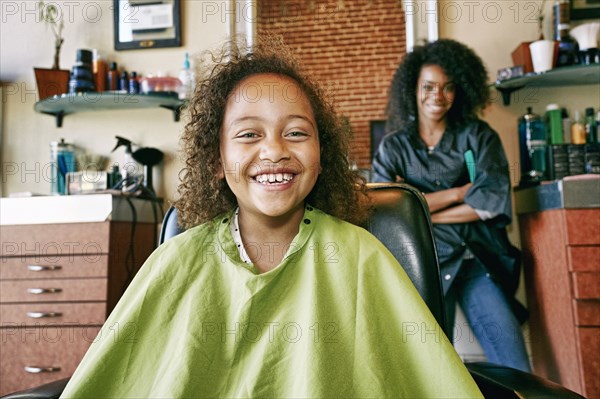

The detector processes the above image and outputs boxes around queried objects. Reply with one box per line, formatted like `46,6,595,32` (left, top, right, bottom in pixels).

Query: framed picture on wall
570,0,600,20
114,0,182,50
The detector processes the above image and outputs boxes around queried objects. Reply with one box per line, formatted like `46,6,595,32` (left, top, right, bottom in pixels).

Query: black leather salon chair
362,183,584,399
1,183,584,399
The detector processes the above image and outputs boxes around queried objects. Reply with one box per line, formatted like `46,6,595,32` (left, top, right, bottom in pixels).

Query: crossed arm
424,183,480,224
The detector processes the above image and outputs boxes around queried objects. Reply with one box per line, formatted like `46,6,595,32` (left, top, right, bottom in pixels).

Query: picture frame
113,0,182,50
570,0,600,20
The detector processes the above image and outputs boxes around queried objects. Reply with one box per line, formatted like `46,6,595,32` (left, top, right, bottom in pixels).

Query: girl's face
416,64,456,124
219,73,321,222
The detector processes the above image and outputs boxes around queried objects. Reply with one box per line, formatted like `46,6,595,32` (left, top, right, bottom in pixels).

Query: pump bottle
178,53,195,100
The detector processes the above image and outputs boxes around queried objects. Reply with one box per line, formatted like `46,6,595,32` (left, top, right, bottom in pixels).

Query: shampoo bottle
178,53,194,100
107,62,119,91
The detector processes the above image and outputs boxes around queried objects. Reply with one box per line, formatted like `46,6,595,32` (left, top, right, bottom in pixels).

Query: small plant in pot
34,0,70,100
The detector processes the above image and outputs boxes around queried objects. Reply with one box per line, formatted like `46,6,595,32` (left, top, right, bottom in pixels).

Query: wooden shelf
34,92,186,127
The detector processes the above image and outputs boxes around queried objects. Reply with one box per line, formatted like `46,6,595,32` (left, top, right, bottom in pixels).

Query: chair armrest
466,362,585,399
0,378,69,399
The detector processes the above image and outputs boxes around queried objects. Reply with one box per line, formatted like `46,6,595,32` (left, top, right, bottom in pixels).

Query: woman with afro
372,39,531,372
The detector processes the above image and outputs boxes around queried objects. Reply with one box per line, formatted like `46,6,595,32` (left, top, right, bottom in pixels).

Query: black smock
372,120,527,323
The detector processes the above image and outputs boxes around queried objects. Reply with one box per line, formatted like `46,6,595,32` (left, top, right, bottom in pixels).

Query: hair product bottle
571,110,586,144
584,107,597,143
107,62,119,91
119,71,129,92
92,49,107,92
178,53,195,100
129,71,140,94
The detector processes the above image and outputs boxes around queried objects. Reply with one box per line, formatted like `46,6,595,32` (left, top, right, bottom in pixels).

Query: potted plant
34,0,70,100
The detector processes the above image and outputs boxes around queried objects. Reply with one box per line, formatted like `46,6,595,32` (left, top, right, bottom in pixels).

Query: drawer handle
27,265,62,272
27,288,63,295
26,311,63,318
24,366,61,374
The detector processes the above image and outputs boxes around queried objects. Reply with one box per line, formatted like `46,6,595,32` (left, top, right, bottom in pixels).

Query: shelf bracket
495,87,514,106
160,104,183,122
41,110,65,128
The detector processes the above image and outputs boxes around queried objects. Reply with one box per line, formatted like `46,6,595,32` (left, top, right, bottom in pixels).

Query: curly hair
175,38,367,229
386,39,490,134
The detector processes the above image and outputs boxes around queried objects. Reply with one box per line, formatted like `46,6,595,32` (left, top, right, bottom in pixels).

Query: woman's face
219,73,321,222
416,64,456,124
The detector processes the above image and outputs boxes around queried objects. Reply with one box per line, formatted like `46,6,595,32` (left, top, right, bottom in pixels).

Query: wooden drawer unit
520,208,600,399
1,303,106,326
1,278,108,303
0,255,109,280
0,220,156,395
0,326,100,395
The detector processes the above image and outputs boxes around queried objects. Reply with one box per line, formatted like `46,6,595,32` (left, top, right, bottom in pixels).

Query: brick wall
257,0,406,168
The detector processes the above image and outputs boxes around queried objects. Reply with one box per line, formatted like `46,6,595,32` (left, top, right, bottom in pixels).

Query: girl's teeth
255,173,294,184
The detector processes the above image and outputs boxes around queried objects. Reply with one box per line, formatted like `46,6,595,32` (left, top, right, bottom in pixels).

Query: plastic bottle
129,71,140,94
571,111,586,144
107,62,119,91
545,104,563,144
561,108,571,144
111,136,138,190
584,107,597,143
119,71,129,92
178,53,194,100
92,49,107,92
50,141,59,195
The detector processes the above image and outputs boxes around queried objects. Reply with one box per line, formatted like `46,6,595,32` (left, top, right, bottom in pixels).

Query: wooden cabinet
519,208,600,399
0,221,156,395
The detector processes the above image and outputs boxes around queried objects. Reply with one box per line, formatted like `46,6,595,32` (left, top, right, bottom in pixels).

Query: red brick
258,0,405,168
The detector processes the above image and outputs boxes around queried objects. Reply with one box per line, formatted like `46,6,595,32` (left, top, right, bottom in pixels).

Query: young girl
61,41,482,398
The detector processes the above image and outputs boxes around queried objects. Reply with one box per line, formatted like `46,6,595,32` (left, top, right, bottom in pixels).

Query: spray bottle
111,136,138,186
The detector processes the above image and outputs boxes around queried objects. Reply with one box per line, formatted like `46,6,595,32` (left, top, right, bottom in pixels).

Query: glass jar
518,107,548,184
50,138,76,195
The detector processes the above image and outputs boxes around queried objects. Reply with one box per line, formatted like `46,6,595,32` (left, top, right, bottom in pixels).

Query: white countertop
0,194,162,225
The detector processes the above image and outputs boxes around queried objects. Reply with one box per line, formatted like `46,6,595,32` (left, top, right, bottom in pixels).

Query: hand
454,183,472,203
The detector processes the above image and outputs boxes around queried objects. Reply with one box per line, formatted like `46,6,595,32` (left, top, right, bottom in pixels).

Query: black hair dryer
132,147,164,196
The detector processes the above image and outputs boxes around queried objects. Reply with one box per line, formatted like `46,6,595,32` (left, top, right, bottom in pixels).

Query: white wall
1,0,230,200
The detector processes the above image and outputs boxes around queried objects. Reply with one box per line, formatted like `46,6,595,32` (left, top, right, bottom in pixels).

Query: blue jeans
445,258,532,372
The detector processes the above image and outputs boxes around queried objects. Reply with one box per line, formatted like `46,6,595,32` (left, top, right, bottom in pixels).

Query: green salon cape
61,208,482,398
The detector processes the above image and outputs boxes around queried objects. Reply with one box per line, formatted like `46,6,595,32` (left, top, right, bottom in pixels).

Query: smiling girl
60,40,482,398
